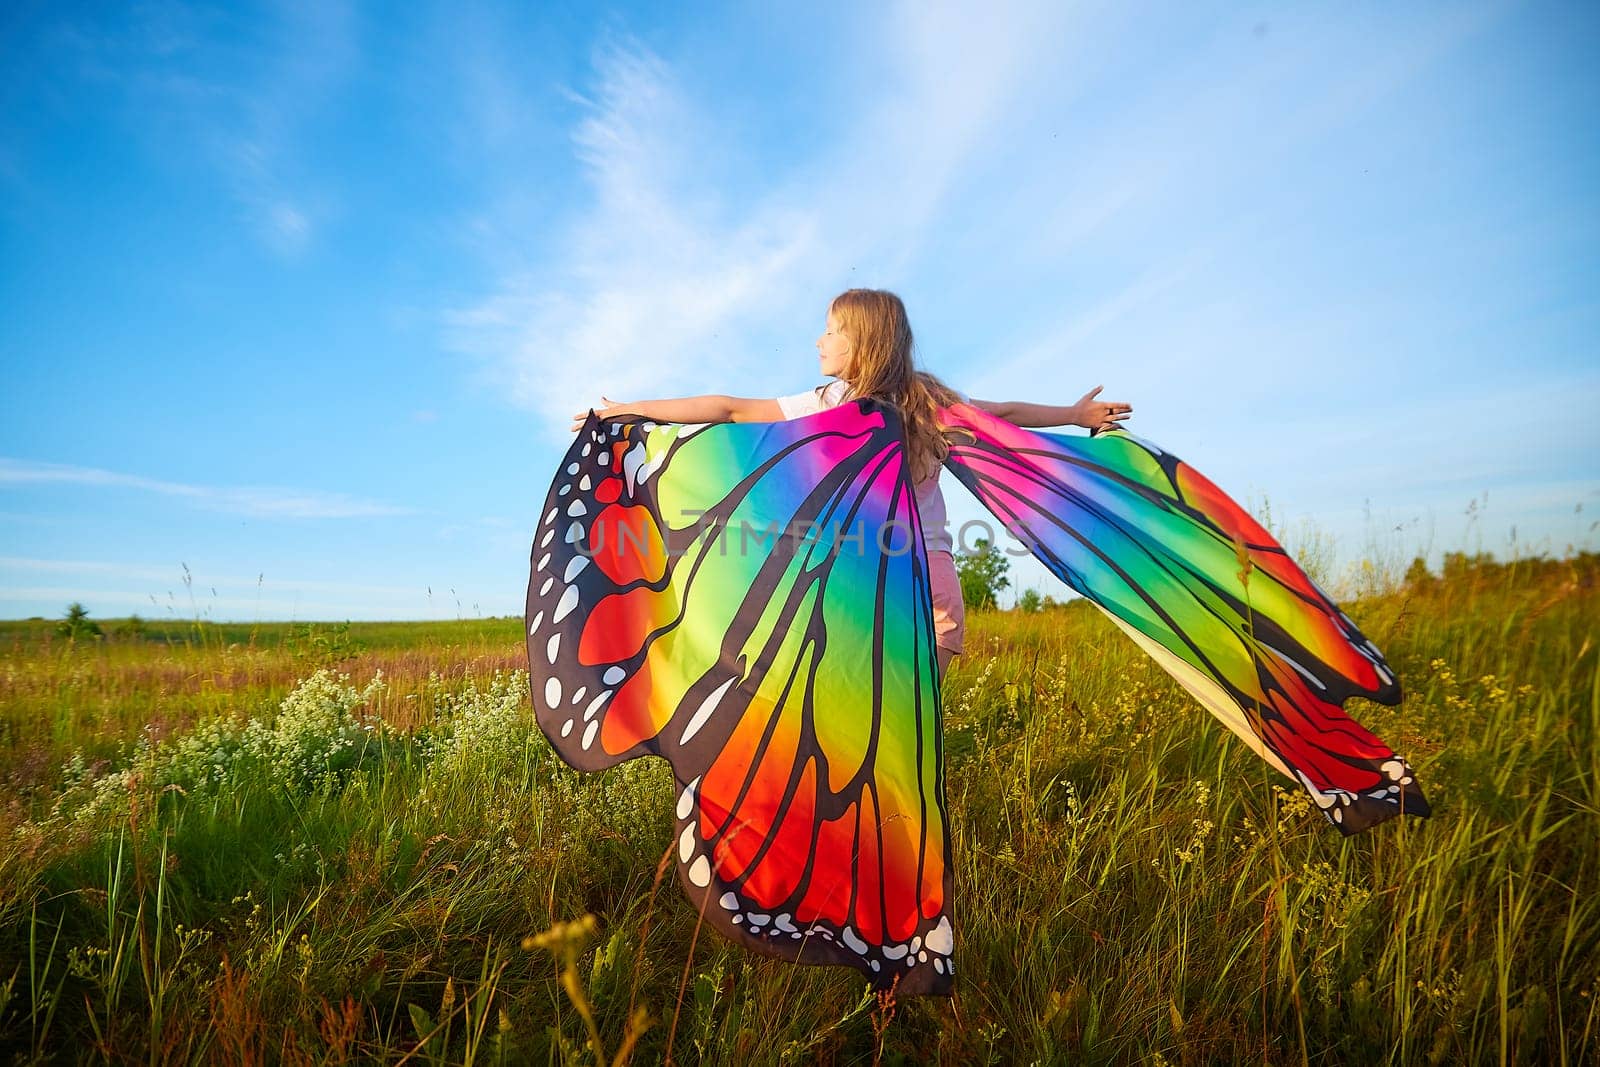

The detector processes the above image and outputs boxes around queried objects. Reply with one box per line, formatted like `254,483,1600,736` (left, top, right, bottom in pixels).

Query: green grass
0,555,1595,1064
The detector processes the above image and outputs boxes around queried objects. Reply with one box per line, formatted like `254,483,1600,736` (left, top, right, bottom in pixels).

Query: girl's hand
570,396,634,432
1074,385,1132,434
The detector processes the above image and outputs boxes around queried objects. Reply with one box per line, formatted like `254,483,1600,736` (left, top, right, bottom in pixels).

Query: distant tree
57,602,103,640
956,538,1011,610
1442,551,1497,582
113,613,148,640
1404,556,1436,593
1017,588,1043,613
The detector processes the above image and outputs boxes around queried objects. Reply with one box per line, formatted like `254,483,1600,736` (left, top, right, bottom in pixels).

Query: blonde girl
572,288,1132,677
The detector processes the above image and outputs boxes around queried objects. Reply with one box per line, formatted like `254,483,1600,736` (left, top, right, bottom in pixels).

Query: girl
571,288,1133,679
542,289,1422,999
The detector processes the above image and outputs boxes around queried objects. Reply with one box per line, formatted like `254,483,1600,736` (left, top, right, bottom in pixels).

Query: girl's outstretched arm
570,394,783,431
967,386,1132,433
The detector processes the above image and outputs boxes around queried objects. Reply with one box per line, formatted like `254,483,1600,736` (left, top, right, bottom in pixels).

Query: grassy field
0,554,1595,1064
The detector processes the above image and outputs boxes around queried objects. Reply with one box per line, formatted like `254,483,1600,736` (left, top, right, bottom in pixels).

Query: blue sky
2,0,1596,621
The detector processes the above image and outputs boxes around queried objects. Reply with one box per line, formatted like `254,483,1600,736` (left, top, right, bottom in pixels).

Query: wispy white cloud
443,2,1084,435
444,39,814,426
0,556,432,595
47,0,356,254
968,3,1515,404
0,585,424,621
209,0,356,255
0,558,511,621
0,458,413,519
971,252,1212,394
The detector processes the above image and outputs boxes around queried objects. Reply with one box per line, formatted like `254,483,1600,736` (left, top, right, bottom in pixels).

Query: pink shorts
927,550,965,655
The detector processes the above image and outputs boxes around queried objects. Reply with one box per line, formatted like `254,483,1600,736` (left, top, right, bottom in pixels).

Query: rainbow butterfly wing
526,399,955,994
936,402,1429,833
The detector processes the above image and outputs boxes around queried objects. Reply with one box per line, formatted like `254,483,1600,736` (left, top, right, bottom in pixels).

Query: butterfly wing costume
525,398,1427,996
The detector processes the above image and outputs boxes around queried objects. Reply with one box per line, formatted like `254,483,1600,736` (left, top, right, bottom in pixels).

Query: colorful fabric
936,402,1428,833
525,397,1428,995
527,398,954,994
776,379,954,554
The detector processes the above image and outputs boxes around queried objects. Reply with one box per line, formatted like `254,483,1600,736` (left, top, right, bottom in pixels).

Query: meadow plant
415,669,537,780
46,668,391,828
0,553,1594,1062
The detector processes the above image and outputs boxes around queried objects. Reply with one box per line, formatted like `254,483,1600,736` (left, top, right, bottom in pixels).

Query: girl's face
816,310,854,379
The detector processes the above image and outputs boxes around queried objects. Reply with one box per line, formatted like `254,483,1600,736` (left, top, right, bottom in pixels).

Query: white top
774,380,954,555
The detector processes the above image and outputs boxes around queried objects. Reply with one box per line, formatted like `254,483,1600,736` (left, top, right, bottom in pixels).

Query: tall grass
0,555,1594,1063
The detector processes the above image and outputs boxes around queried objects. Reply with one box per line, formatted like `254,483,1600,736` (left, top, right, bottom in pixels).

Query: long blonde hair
828,288,963,483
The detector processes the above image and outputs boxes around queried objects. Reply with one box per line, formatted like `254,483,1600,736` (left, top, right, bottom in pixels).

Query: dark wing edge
936,402,1429,833
526,401,956,992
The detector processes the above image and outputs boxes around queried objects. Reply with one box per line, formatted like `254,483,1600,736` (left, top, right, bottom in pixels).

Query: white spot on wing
676,776,701,820
688,855,710,887
563,555,588,582
546,633,561,663
554,585,579,622
924,916,953,955
603,666,625,685
680,676,740,745
623,444,646,494
544,677,561,708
